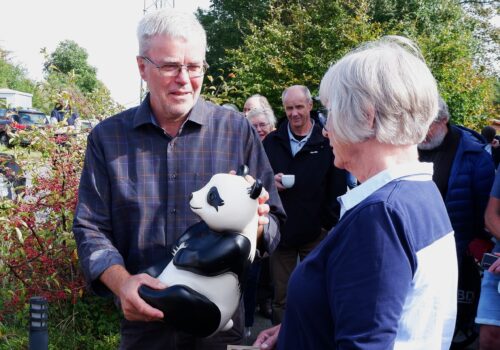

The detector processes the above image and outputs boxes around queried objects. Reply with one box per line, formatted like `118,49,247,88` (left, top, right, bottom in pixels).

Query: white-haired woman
247,108,276,140
254,36,458,350
243,94,273,115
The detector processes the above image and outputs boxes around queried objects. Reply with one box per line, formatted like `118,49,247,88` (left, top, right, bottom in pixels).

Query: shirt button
170,173,177,180
171,208,176,214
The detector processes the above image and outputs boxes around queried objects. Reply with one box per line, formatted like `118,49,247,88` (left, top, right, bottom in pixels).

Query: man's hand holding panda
100,264,167,322
230,168,270,240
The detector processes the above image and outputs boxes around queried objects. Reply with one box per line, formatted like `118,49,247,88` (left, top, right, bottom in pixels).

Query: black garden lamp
29,296,48,350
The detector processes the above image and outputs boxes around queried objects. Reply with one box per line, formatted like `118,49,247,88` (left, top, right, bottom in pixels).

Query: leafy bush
0,125,120,349
0,295,120,350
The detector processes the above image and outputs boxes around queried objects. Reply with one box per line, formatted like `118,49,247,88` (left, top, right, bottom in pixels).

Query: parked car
11,109,50,128
2,109,50,146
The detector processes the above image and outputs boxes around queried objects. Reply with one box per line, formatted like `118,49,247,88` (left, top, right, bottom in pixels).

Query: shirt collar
287,120,315,156
287,119,315,143
133,93,209,130
338,161,434,219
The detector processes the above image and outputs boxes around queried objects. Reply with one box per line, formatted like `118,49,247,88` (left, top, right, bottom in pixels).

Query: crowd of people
72,8,500,350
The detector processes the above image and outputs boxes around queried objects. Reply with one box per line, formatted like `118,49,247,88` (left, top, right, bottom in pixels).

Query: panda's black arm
174,233,251,278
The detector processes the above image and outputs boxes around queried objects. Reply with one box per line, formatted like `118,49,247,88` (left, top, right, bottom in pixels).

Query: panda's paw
222,319,233,331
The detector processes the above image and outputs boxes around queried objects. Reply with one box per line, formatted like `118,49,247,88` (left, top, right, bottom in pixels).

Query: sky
0,0,211,108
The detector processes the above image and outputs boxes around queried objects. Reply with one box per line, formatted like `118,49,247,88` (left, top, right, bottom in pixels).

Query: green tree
196,0,271,76
218,0,382,114
44,40,99,93
368,0,497,128
0,48,36,99
213,0,497,128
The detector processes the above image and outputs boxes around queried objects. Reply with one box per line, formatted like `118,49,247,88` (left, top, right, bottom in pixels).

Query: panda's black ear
236,165,249,177
249,179,263,199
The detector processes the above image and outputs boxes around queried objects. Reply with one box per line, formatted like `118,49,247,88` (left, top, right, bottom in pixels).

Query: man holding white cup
262,85,347,324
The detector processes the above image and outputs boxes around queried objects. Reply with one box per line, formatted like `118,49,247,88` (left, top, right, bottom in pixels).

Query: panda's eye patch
207,186,224,211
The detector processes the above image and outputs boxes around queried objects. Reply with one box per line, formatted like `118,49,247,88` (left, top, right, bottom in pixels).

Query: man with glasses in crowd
72,9,285,350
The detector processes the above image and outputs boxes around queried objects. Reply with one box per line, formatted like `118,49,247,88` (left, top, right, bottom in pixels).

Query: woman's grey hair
246,108,276,127
137,9,207,56
282,85,313,104
319,35,439,145
246,94,273,110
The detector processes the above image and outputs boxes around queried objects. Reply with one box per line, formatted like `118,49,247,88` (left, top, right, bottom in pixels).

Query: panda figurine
139,166,263,338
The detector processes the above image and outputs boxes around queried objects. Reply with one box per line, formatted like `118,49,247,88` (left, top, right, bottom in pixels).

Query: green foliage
222,0,382,114
0,39,123,350
0,114,120,349
373,0,498,128
35,71,122,119
202,0,498,128
44,40,99,94
0,48,36,98
0,296,120,349
196,0,271,76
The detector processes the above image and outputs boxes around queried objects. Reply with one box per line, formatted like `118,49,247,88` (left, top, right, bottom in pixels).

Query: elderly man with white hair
73,8,285,350
254,36,458,350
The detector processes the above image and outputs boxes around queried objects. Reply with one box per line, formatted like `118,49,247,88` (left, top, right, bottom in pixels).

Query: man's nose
175,67,191,83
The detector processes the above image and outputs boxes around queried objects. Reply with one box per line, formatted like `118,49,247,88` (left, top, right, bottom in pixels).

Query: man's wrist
100,264,130,297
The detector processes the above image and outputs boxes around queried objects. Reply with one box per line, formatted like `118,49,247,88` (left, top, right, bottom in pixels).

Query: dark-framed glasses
140,56,209,78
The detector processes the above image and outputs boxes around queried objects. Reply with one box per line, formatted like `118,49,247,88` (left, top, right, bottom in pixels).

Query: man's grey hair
137,9,207,56
282,85,313,104
246,108,277,127
319,35,439,145
435,97,450,123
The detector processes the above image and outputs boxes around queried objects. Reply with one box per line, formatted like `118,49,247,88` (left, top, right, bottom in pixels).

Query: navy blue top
278,176,457,349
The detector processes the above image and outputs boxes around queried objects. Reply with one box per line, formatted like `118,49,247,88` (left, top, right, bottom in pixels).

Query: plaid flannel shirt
73,95,285,295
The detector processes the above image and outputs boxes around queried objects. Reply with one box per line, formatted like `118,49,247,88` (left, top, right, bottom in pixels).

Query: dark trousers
256,257,273,310
243,260,261,327
119,301,244,350
270,231,327,324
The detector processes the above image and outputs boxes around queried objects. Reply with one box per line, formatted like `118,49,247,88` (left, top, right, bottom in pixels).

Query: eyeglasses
140,56,209,78
252,123,270,129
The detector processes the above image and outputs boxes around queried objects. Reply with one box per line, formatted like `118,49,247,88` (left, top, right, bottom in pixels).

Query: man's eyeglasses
252,123,270,129
140,56,209,78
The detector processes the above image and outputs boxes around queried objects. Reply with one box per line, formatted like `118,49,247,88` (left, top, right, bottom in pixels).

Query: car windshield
18,112,47,125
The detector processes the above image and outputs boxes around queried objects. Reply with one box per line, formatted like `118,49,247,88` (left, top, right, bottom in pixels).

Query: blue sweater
278,175,457,349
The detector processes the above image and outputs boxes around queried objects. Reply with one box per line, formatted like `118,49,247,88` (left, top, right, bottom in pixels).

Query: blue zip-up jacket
445,125,495,257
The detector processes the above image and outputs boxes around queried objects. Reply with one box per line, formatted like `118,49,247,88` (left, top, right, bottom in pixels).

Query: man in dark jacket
418,97,495,260
481,125,500,168
263,85,347,324
418,98,495,347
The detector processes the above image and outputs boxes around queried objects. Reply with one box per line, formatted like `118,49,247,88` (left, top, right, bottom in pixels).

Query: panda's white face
189,174,260,233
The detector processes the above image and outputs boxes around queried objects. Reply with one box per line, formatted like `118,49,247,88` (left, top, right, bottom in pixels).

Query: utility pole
139,0,175,103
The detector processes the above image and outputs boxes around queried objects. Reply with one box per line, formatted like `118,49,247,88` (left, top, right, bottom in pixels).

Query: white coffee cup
281,174,295,188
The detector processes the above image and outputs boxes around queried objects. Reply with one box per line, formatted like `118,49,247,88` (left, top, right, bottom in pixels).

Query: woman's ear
364,106,376,130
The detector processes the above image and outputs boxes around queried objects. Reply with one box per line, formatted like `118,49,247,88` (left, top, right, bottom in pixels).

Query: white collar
338,162,434,219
